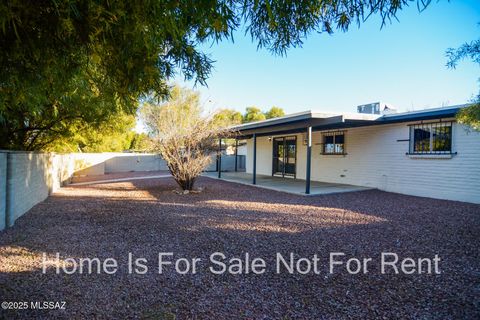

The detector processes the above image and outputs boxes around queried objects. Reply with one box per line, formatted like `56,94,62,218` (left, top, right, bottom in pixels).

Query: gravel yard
0,175,479,319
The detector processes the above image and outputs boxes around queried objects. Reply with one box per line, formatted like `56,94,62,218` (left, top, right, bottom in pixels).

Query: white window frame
322,131,346,155
409,121,453,155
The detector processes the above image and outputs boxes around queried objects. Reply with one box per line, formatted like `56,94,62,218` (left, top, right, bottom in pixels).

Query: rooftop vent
357,102,396,115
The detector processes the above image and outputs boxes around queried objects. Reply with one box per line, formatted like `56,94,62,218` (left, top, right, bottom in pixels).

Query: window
322,131,345,155
409,122,453,154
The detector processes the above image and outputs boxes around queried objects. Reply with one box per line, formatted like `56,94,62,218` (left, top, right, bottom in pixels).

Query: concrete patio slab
203,171,373,195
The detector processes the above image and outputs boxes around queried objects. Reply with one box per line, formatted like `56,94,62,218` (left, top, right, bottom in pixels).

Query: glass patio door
272,136,296,177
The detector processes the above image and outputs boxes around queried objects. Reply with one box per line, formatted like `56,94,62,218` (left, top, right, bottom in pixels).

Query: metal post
218,138,222,178
234,138,238,172
253,134,257,185
306,127,312,194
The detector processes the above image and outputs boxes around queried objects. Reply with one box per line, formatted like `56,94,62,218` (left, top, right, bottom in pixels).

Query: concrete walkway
69,174,171,186
69,170,171,186
203,171,373,196
69,170,372,195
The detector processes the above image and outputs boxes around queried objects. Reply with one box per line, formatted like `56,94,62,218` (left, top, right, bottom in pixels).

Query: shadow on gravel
0,176,479,319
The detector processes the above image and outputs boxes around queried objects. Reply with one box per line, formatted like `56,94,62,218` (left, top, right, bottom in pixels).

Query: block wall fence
0,152,168,231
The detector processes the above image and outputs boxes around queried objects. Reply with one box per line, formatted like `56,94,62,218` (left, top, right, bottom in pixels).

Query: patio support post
218,138,222,179
234,138,238,172
305,126,312,194
253,134,257,184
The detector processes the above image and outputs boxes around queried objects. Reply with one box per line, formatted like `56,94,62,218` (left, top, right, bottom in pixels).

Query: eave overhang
232,105,468,139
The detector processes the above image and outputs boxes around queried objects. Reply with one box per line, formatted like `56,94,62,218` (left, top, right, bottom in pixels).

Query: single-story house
219,103,480,204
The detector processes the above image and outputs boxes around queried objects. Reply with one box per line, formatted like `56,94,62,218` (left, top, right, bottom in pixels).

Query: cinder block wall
72,153,167,176
0,151,168,230
0,153,6,230
72,153,111,176
105,154,168,173
5,152,55,227
205,155,246,172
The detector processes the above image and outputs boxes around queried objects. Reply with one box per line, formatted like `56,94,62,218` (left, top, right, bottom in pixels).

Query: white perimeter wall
73,153,167,176
0,152,167,230
246,121,480,203
0,153,7,230
1,152,75,229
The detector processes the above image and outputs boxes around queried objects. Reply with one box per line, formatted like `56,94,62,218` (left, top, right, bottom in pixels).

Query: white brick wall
246,121,480,203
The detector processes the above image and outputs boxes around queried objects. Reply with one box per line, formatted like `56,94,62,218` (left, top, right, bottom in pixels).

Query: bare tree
141,86,232,191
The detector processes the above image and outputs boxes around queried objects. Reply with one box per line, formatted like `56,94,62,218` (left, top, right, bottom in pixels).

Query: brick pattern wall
72,153,167,176
0,153,6,230
0,152,167,230
246,121,480,204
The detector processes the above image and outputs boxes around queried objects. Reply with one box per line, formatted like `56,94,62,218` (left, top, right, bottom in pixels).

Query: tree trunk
174,176,196,191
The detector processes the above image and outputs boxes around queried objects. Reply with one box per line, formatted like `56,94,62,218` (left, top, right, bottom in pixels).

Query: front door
272,136,296,177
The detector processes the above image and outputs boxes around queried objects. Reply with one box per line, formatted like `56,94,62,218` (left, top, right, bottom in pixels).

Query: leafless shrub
141,86,234,191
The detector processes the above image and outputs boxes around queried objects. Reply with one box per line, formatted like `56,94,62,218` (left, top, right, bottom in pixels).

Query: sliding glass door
272,136,296,177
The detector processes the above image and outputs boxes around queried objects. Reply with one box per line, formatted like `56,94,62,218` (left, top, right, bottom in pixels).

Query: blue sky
176,0,480,115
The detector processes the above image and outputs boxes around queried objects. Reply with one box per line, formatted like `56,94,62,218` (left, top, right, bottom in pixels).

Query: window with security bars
409,122,453,154
322,131,345,155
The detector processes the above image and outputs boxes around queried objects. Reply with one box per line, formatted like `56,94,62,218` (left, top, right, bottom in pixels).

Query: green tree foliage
213,109,243,127
1,1,431,150
456,98,480,131
446,39,480,68
47,113,137,152
0,1,227,150
447,37,480,130
0,68,134,150
264,106,285,119
129,133,154,152
243,107,266,123
241,106,285,122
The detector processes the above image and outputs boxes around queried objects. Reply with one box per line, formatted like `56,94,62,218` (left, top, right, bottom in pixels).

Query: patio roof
233,104,468,138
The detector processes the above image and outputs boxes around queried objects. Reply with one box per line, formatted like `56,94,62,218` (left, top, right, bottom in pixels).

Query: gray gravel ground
70,170,170,184
0,175,479,319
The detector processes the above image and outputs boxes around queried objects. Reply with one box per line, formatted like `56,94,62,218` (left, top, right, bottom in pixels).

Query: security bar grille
322,131,346,155
409,121,453,154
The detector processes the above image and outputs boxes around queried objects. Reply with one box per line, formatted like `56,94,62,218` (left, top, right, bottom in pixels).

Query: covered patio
204,171,372,196
215,110,381,195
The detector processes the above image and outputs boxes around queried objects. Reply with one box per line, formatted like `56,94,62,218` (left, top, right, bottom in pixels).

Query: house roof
233,104,468,137
379,105,464,123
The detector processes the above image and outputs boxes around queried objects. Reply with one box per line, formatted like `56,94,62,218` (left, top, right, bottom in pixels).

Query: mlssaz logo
31,301,66,310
